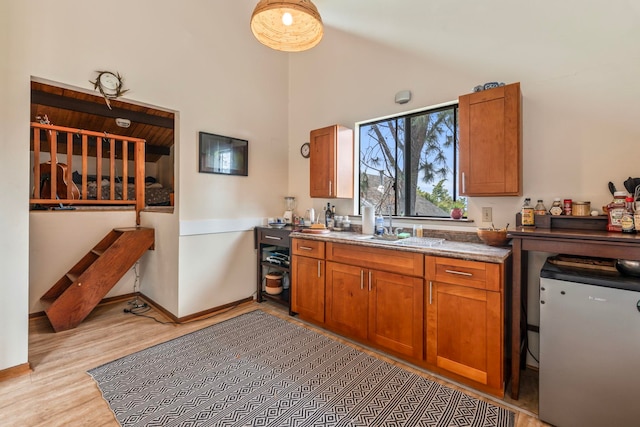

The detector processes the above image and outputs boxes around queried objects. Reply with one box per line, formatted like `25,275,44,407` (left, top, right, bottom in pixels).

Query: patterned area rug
88,310,514,427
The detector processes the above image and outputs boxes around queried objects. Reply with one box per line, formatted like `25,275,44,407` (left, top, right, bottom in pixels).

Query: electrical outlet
482,207,492,222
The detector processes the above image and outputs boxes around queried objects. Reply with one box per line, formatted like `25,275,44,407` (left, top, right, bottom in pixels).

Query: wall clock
300,142,310,158
90,70,128,109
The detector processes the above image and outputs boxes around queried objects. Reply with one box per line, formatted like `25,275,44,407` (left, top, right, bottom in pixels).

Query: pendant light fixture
250,0,323,52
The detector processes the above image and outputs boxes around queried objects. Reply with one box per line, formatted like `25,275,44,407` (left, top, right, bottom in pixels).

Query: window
359,103,466,218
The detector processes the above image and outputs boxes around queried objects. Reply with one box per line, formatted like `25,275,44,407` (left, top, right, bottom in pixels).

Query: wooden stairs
40,227,155,332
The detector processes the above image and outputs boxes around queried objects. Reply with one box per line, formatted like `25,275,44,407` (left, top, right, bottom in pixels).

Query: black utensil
608,181,617,195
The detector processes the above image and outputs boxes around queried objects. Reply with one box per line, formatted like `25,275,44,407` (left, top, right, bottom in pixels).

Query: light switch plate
482,207,492,222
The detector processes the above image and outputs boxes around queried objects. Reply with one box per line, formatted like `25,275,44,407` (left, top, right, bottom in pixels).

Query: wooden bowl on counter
477,228,511,247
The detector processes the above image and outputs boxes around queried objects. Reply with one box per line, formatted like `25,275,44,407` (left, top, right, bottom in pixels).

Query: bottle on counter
521,198,535,226
621,196,636,233
534,199,547,216
549,198,563,216
607,191,627,232
324,202,332,228
375,214,385,235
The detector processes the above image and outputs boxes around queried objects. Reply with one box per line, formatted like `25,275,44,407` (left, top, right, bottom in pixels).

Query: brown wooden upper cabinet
309,125,354,198
458,82,522,196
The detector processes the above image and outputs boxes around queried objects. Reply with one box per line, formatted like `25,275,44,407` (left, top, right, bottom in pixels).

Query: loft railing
30,122,147,224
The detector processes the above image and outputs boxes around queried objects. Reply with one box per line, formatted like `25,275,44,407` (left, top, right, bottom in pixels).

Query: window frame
355,99,462,218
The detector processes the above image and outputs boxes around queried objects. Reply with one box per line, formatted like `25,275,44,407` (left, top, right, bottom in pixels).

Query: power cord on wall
123,298,242,325
521,299,540,364
127,261,146,309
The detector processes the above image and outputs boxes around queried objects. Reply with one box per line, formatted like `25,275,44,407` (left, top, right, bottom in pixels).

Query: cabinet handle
360,270,364,290
317,260,321,278
299,246,313,251
444,269,473,277
462,172,466,194
265,235,282,241
368,271,372,292
429,281,433,305
329,180,333,196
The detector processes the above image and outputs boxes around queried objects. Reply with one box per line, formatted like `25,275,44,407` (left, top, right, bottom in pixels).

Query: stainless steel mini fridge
539,261,640,427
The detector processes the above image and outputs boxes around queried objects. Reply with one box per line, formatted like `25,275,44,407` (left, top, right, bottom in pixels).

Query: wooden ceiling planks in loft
30,81,175,162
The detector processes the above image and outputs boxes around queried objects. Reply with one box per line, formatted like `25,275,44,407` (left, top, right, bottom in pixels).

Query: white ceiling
312,0,640,126
314,0,639,80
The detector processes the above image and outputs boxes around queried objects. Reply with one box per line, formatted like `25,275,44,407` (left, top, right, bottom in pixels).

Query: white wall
288,25,640,366
0,1,30,371
1,0,289,372
140,210,179,315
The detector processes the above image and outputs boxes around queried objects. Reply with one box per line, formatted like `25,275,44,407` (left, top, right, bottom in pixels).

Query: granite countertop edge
290,231,511,264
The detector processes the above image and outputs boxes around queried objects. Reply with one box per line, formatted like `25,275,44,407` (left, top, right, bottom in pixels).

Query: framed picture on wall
198,131,248,176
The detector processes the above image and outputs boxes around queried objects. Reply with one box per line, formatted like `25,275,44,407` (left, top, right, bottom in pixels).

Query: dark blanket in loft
84,182,171,206
72,171,157,185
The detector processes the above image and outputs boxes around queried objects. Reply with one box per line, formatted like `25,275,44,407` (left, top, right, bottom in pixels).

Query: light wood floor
0,299,549,427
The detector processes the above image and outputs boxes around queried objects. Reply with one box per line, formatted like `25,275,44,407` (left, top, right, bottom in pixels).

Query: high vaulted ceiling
311,0,640,128
30,81,174,163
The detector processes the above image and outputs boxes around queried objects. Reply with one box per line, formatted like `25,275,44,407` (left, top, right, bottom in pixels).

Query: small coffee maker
283,196,296,224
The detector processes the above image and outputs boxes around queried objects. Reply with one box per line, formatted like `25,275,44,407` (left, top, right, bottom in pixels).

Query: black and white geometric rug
88,310,514,427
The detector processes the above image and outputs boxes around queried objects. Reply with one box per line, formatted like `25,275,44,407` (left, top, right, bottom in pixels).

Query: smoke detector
115,118,131,128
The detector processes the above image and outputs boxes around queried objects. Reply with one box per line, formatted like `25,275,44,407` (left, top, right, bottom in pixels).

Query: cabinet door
369,270,424,359
458,82,521,196
325,261,368,340
291,255,325,324
426,281,503,390
309,125,353,198
310,125,334,198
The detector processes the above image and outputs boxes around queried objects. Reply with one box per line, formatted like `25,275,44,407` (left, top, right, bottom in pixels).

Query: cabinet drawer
429,256,501,291
258,228,291,247
292,238,325,259
327,242,424,277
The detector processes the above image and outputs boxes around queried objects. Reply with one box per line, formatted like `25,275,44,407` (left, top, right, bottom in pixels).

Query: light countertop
290,231,511,264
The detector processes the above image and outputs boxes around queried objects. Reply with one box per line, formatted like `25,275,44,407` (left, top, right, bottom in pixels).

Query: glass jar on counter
521,198,535,226
534,199,547,215
549,198,563,216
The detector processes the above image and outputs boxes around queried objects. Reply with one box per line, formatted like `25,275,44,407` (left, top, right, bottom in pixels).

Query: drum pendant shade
250,0,323,52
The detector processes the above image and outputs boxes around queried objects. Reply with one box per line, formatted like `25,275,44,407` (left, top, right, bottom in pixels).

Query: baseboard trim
139,294,255,323
29,293,139,319
0,362,32,382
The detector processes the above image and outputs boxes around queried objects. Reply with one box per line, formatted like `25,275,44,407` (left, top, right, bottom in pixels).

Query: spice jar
563,199,573,216
549,198,563,216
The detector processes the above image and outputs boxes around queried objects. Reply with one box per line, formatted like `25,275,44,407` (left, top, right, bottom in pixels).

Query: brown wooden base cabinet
291,238,507,397
425,256,505,396
325,261,424,359
290,239,325,324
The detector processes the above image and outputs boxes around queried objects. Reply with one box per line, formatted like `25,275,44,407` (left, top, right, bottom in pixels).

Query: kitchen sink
356,235,445,248
391,236,445,247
